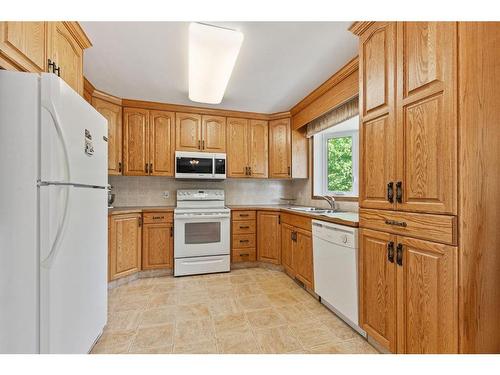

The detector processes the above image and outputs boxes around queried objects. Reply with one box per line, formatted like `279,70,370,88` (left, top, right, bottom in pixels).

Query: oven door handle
174,214,230,219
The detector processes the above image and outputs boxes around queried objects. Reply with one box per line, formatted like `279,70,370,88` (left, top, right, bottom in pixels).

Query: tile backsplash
109,176,358,212
109,176,294,207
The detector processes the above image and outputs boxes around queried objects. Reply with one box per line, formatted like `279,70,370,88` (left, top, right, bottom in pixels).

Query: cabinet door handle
198,140,201,150
202,140,205,150
53,65,61,77
239,239,249,243
239,226,250,229
396,243,403,266
48,59,56,73
170,226,173,237
387,241,395,263
138,217,142,227
396,181,403,203
118,162,122,173
149,163,153,174
145,163,148,173
387,182,394,203
384,219,407,228
239,214,249,217
248,166,252,176
287,166,291,176
239,253,249,257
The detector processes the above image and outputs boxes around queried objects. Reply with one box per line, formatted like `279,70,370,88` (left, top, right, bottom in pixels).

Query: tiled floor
91,268,378,354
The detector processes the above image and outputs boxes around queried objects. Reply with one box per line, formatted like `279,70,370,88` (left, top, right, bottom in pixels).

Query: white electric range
174,189,230,276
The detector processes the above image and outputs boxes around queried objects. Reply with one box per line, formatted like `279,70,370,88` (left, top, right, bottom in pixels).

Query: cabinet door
359,228,397,352
48,22,83,95
359,22,397,210
396,235,458,353
281,223,295,277
248,120,268,178
257,211,281,264
0,21,48,72
123,108,149,176
396,22,457,214
92,97,122,175
142,223,173,270
226,117,249,178
175,112,202,151
293,228,314,290
149,110,175,176
268,118,291,178
109,213,142,281
202,115,226,152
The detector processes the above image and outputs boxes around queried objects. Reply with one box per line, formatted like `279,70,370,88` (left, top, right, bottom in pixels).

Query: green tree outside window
326,136,353,192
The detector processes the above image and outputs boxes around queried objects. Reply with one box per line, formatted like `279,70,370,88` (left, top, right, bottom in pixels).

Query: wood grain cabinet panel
359,228,397,352
396,236,458,353
201,115,226,152
257,211,281,264
92,97,122,175
48,22,83,95
149,110,175,176
108,213,142,281
360,22,395,118
226,117,249,177
0,21,47,72
249,120,269,178
123,108,149,175
359,114,396,210
142,222,173,270
396,22,457,215
293,228,313,290
176,112,202,151
269,118,291,178
281,223,295,278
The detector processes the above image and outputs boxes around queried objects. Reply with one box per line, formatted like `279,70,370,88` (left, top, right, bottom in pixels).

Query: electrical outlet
162,191,170,199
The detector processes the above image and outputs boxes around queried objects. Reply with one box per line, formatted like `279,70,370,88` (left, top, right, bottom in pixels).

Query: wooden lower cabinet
359,227,458,353
142,222,173,270
280,221,314,290
108,213,142,281
359,228,397,352
257,211,281,264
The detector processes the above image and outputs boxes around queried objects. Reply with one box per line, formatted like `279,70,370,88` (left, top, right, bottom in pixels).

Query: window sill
312,195,359,202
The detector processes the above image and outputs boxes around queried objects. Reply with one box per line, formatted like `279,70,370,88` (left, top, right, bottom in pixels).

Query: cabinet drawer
232,220,256,234
232,234,256,249
359,208,457,245
232,210,256,221
143,212,173,224
281,212,312,232
232,248,257,263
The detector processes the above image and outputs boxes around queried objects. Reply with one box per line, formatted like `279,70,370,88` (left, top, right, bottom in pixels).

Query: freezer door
39,185,107,353
40,73,107,187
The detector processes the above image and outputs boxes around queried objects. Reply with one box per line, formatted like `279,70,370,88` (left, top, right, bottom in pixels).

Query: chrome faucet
319,195,336,210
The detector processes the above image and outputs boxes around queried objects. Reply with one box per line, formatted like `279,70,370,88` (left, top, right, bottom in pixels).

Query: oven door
174,213,230,258
175,152,214,179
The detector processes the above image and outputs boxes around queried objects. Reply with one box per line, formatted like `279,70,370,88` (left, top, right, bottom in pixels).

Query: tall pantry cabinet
351,21,500,354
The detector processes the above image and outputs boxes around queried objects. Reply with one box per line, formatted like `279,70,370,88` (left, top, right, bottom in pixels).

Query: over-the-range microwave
175,151,226,179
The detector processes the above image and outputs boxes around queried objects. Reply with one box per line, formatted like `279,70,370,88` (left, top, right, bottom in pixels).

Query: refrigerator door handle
40,186,71,268
42,100,71,181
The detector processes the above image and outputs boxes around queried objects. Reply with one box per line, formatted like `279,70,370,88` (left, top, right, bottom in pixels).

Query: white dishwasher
312,220,366,337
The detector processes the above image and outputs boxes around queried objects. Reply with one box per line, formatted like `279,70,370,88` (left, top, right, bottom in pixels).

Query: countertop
108,204,358,227
228,205,359,228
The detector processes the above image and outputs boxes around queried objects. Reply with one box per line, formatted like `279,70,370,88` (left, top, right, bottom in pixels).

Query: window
313,116,359,197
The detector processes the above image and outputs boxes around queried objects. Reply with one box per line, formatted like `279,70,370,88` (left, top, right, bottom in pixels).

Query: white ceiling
81,22,358,113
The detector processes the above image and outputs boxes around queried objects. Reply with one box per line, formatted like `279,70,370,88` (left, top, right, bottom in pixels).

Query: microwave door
176,156,213,178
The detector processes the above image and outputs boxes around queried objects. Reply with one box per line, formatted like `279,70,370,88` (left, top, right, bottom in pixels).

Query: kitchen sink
288,207,340,214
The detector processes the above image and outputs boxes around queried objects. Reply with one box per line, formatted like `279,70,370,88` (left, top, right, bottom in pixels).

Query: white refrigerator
0,71,108,353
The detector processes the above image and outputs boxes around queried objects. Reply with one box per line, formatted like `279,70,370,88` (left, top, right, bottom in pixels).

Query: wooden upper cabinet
108,213,142,281
48,22,84,95
257,211,281,264
123,108,149,176
396,236,458,353
269,118,291,178
248,120,268,178
293,228,313,290
359,228,397,352
226,117,249,178
202,115,226,152
0,21,47,72
359,22,397,210
396,22,457,215
149,110,175,176
142,221,173,270
92,97,122,175
360,22,395,119
176,112,202,151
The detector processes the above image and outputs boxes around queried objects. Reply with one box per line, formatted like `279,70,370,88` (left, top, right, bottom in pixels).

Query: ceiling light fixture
188,23,244,104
